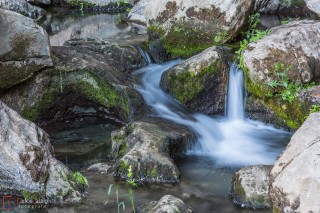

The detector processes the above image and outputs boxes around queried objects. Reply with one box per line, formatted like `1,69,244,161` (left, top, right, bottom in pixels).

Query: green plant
104,184,136,213
127,165,137,187
72,172,88,186
214,31,227,44
22,191,42,201
117,0,127,7
266,63,300,102
309,105,320,113
235,13,270,70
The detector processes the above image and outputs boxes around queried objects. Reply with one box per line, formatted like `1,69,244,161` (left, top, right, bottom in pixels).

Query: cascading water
134,59,290,166
226,64,245,121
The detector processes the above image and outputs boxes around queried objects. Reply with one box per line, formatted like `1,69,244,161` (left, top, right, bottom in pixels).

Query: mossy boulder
255,0,307,13
0,100,82,204
111,119,195,183
129,0,255,58
1,39,147,124
243,21,320,130
0,9,51,92
161,46,230,115
231,165,272,209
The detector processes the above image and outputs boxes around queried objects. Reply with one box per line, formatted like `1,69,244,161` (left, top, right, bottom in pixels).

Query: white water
134,60,291,166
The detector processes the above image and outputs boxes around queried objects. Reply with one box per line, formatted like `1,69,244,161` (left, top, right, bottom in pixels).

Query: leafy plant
235,13,270,70
127,165,137,187
72,172,88,186
309,105,320,113
214,31,227,43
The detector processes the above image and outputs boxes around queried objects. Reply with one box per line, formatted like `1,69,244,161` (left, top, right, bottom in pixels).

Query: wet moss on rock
166,62,218,104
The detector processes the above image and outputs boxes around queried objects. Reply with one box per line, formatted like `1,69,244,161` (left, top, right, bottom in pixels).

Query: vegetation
22,191,42,201
105,184,136,213
72,172,88,186
235,13,270,70
126,165,137,187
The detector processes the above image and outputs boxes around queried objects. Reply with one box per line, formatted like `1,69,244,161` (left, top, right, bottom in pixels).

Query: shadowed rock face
137,195,194,213
0,100,81,203
111,119,195,183
270,112,320,213
1,39,148,125
0,9,52,92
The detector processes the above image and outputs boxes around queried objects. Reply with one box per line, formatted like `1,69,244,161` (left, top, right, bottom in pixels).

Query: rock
1,39,147,124
129,0,255,58
0,100,81,203
136,195,194,213
87,163,111,174
270,112,320,213
255,0,307,13
0,0,45,19
298,85,320,105
231,165,272,209
244,20,320,84
0,9,52,92
306,0,320,17
111,119,194,183
161,46,230,115
243,20,320,130
27,0,51,5
52,0,133,12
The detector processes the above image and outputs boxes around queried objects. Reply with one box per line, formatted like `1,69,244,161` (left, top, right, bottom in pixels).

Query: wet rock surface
231,165,272,209
161,46,230,115
0,9,52,92
137,195,194,213
111,119,195,183
270,112,320,213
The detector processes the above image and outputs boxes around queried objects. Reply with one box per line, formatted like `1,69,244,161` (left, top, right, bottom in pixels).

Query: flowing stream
134,60,291,166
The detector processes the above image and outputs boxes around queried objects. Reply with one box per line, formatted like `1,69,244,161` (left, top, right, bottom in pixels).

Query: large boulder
111,119,194,183
161,46,230,115
0,0,45,19
0,9,52,93
1,39,147,124
270,112,320,213
0,100,82,203
136,195,194,213
243,20,320,130
27,0,51,5
129,0,255,58
231,165,272,209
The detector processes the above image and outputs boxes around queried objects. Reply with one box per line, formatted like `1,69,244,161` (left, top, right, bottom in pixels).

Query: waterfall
137,47,152,65
227,64,245,121
134,61,290,166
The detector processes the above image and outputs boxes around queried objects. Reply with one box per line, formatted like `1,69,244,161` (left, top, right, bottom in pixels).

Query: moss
168,62,218,103
256,195,265,204
21,69,129,122
22,191,43,201
118,143,128,157
148,23,225,58
243,64,310,130
273,207,282,213
150,168,158,178
72,72,129,119
290,0,306,7
119,159,129,171
69,0,95,8
21,89,56,121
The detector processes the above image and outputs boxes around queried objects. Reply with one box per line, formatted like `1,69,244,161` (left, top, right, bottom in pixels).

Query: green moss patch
167,62,218,103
